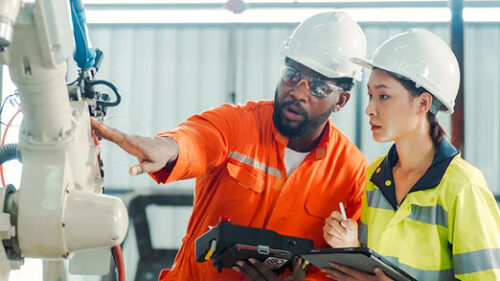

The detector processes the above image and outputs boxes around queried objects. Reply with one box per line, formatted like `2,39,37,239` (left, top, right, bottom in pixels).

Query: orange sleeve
149,104,243,184
346,157,368,222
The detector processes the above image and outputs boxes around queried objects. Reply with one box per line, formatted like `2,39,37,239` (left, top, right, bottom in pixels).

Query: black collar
370,139,459,209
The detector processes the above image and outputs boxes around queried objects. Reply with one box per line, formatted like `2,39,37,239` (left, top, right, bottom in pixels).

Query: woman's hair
376,68,446,144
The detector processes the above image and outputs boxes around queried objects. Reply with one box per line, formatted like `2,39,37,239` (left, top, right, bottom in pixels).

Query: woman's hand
323,263,393,281
323,211,359,248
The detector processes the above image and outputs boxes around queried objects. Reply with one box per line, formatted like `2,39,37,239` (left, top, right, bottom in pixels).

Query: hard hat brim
349,56,455,114
349,57,374,70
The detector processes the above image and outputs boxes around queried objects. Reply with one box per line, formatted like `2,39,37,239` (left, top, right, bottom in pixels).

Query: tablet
301,247,416,281
195,221,313,273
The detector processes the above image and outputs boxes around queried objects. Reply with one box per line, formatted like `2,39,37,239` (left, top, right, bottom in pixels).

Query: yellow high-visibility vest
360,140,500,280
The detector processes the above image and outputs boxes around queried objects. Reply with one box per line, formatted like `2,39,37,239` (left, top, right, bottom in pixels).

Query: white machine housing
0,0,129,280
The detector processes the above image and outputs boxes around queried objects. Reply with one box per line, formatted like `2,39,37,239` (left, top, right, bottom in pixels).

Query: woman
322,29,500,281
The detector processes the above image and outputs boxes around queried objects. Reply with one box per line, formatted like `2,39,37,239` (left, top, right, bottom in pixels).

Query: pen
339,202,351,239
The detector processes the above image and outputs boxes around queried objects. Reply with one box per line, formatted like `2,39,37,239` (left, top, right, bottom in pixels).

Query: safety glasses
280,65,344,98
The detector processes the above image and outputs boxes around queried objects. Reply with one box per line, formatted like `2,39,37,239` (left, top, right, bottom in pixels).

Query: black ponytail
427,113,446,145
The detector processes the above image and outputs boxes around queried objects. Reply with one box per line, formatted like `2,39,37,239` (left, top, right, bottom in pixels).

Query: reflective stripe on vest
408,205,448,228
366,188,393,210
359,221,368,246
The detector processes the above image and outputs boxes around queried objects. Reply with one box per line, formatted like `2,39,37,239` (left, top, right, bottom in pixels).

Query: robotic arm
0,0,128,280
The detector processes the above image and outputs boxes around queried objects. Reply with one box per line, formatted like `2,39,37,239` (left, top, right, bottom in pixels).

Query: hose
0,143,20,165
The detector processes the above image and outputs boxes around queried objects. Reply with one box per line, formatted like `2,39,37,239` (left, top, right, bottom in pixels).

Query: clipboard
301,247,417,281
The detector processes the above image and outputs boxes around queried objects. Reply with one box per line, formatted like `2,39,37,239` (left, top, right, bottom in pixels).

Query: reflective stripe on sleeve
453,248,500,275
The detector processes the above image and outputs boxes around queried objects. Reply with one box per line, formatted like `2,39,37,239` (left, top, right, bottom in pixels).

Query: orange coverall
150,101,368,281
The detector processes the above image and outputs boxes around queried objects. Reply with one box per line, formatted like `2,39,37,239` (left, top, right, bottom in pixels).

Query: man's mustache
281,100,307,116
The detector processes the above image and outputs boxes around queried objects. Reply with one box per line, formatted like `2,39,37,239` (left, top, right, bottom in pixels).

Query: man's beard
272,90,334,139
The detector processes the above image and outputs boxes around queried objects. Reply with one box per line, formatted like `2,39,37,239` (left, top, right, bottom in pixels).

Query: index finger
292,258,307,277
90,118,127,144
90,118,146,158
325,211,345,228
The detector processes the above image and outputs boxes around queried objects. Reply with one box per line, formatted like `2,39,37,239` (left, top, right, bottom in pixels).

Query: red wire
94,124,124,281
0,109,22,187
113,245,126,281
95,128,125,281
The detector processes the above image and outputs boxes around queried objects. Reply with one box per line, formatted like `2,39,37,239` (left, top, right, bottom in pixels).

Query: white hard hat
281,11,367,81
350,29,460,114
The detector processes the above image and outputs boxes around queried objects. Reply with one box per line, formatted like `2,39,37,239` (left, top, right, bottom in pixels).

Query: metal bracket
257,245,270,255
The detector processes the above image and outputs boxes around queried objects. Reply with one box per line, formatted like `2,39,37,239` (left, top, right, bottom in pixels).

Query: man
92,11,368,281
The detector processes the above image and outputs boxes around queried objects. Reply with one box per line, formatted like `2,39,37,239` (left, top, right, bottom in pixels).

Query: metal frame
127,193,194,281
451,0,465,155
82,0,500,10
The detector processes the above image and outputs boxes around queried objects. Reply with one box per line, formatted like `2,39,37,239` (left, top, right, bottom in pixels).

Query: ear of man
333,92,351,112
